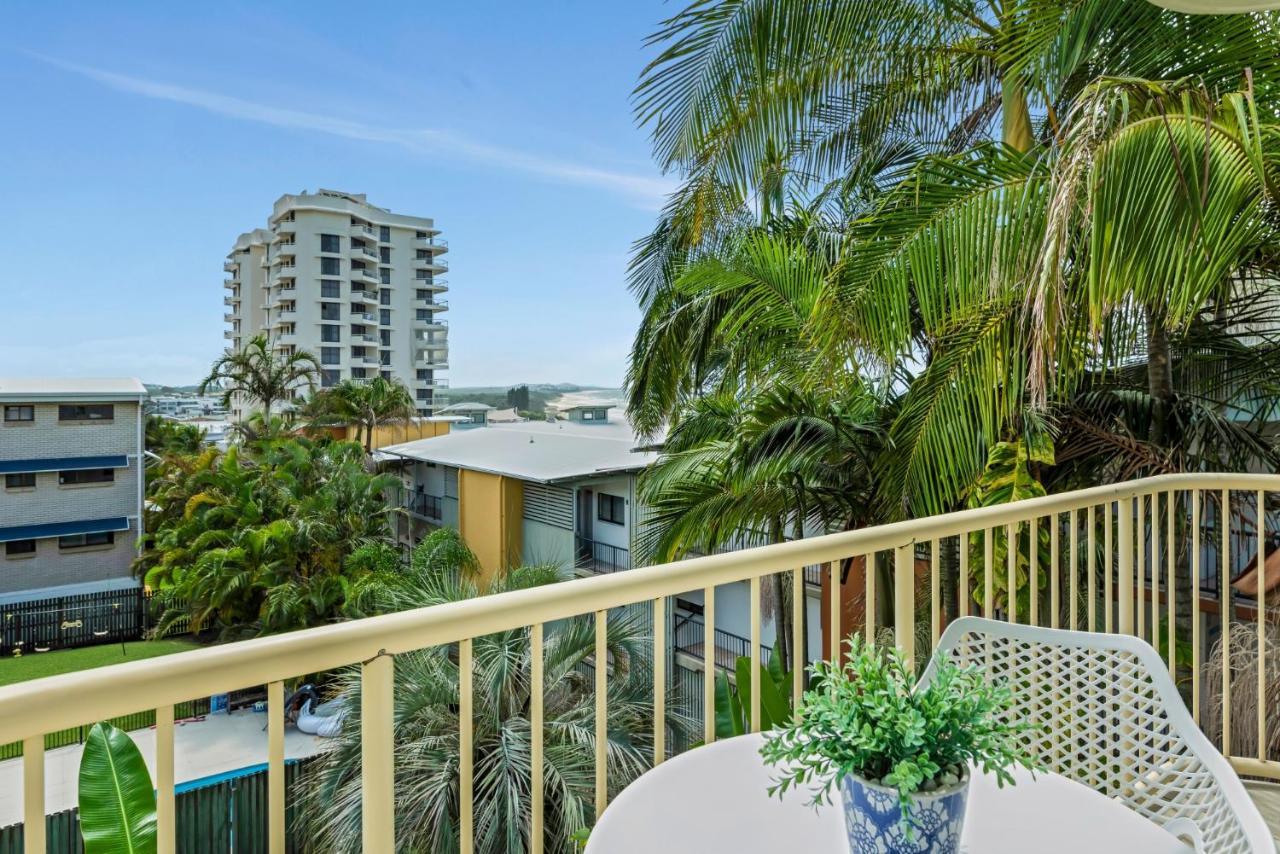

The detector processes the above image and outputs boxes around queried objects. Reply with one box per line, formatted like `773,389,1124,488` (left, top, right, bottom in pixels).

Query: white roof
439,402,495,413
379,418,657,483
0,377,147,402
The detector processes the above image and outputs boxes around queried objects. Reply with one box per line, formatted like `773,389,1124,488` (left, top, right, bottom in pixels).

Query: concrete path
0,711,329,827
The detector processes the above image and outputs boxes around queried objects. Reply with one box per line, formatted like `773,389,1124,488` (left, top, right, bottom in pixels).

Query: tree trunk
1147,310,1174,448
941,536,959,624
769,519,791,675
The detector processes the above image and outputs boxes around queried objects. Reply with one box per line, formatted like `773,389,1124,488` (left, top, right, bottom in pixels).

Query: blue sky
0,1,672,387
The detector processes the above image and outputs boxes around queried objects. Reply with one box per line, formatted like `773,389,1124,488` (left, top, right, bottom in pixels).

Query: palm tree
200,335,320,421
304,376,418,453
138,435,402,637
305,529,692,853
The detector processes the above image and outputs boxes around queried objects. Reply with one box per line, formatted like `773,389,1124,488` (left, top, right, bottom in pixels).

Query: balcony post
22,737,43,854
1118,497,1135,635
361,652,396,852
894,544,914,669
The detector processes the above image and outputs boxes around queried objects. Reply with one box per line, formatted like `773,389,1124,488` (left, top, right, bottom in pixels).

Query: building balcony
353,267,380,284
223,294,238,306
416,358,449,370
222,329,237,340
223,260,238,273
415,297,448,312
414,257,448,272
413,317,448,331
414,237,449,253
4,473,1275,851
274,217,297,234
350,224,377,243
415,278,448,292
222,312,238,324
403,492,443,521
351,311,377,323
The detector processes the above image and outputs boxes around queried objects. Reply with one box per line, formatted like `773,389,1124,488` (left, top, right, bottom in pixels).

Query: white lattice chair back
918,617,1273,853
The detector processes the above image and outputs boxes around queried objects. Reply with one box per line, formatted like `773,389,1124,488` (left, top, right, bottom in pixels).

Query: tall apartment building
0,378,146,603
223,190,449,419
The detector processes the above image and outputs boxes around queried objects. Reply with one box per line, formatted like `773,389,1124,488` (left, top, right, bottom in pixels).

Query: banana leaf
78,722,158,854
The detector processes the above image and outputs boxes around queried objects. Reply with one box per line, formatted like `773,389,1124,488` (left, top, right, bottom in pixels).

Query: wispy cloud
27,53,675,208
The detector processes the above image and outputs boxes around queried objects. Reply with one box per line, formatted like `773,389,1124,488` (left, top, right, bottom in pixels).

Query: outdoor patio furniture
585,732,1194,853
920,617,1275,853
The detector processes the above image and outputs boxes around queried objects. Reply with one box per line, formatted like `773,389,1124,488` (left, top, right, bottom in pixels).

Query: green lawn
0,638,202,687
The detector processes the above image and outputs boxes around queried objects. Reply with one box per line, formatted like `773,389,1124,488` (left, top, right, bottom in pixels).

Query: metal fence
671,616,772,672
0,755,317,854
0,587,188,657
574,537,631,574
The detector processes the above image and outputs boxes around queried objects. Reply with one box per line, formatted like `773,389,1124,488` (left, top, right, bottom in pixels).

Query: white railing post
1118,497,1135,635
894,544,914,669
156,705,176,854
362,652,396,852
23,737,43,854
268,680,285,853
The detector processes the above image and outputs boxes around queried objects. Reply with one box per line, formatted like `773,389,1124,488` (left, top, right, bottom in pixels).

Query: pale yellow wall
328,420,450,448
458,470,523,584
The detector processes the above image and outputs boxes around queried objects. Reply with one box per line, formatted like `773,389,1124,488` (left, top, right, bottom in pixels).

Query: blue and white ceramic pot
839,770,970,854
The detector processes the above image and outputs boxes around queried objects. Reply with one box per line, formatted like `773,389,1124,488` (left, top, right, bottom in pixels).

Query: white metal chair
919,617,1274,853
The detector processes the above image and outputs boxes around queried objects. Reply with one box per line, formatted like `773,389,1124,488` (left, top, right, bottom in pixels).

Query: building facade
0,379,147,603
223,189,449,418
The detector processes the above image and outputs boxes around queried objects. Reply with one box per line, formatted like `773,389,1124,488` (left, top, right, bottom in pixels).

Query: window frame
3,405,34,423
58,531,115,550
5,539,37,557
597,494,626,526
59,468,115,486
5,472,36,489
58,404,114,422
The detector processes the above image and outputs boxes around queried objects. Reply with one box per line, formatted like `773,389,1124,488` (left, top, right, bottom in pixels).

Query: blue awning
0,456,128,475
0,517,130,543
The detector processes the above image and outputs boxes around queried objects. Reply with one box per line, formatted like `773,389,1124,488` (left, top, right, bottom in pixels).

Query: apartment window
379,309,391,326
5,473,35,489
6,540,37,557
416,249,429,259
320,234,341,253
379,247,391,264
380,226,391,242
321,303,341,321
321,369,340,388
416,231,428,239
351,324,367,336
415,271,430,280
380,330,391,346
59,404,113,421
416,309,431,321
380,351,391,366
417,369,431,380
321,280,341,299
351,368,368,379
381,371,392,381
417,389,430,401
4,405,34,422
321,257,341,276
416,289,428,301
350,302,366,315
380,268,391,284
60,468,114,486
597,494,625,526
321,347,341,366
321,326,341,344
59,531,114,550
380,290,392,306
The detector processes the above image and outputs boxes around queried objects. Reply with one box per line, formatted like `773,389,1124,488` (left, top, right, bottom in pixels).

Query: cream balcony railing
0,473,1277,853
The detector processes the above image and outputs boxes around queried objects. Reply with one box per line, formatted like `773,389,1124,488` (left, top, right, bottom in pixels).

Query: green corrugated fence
0,756,317,853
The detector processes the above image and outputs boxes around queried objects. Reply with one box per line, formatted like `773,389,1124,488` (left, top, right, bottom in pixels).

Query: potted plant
760,635,1037,854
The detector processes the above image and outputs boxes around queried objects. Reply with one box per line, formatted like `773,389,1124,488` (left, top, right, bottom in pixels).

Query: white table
587,734,1194,854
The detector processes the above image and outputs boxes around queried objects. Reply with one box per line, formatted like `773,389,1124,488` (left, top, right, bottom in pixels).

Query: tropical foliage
305,529,691,854
136,434,401,638
78,722,157,854
628,1,1280,630
302,376,418,453
200,334,320,419
144,414,206,456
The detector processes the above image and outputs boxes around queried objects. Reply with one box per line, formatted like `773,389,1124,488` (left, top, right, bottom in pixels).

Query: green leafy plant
760,636,1037,822
78,722,157,854
715,642,797,737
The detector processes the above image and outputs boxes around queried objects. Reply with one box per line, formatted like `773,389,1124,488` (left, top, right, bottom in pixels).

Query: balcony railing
574,536,631,574
672,615,772,672
2,473,1278,853
404,492,443,521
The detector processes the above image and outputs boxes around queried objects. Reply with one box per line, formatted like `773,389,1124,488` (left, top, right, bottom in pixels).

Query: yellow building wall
458,470,523,584
329,420,450,448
